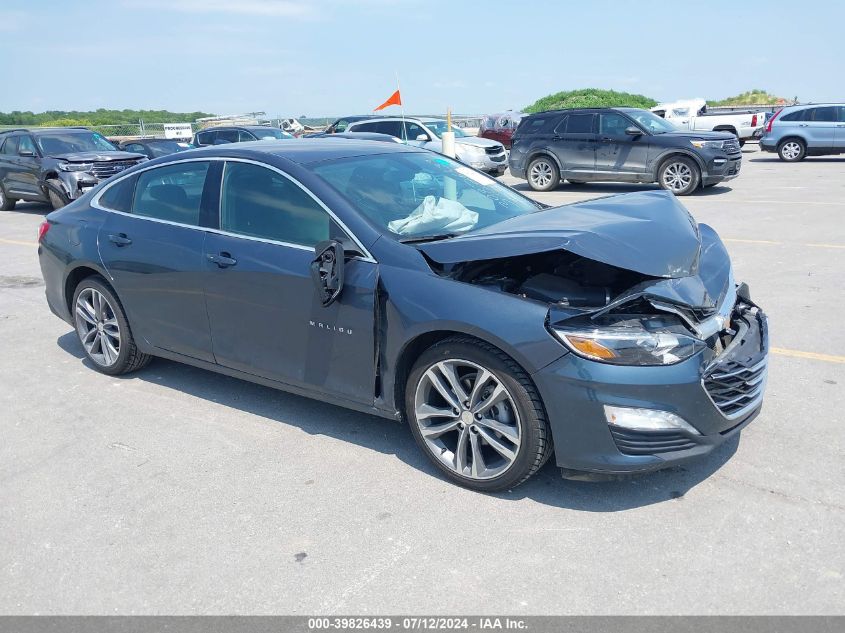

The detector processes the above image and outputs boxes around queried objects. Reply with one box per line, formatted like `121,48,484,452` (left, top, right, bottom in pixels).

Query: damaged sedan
37,139,769,491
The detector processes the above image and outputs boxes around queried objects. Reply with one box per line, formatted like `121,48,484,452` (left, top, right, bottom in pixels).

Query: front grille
90,160,142,180
485,146,504,156
703,357,767,419
610,428,697,456
723,138,741,154
726,160,741,175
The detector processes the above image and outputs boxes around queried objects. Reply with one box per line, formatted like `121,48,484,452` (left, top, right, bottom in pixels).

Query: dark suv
192,126,292,147
509,108,742,195
0,128,146,210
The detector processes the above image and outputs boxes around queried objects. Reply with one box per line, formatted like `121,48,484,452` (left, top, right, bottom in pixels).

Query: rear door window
131,161,210,225
220,161,330,247
564,114,595,134
217,130,239,143
810,107,837,122
195,130,215,146
0,136,19,155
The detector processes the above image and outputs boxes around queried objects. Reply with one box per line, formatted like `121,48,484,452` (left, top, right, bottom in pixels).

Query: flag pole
395,71,407,141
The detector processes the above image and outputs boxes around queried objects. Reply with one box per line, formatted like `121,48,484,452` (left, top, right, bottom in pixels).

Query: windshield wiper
399,233,461,244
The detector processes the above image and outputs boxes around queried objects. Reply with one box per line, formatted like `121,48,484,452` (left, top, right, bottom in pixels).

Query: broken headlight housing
57,162,94,172
551,321,706,366
689,139,725,150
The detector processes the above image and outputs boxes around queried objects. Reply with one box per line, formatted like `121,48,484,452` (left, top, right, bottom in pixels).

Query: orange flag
374,89,402,111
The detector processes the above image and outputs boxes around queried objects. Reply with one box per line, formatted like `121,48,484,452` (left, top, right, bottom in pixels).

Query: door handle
552,136,561,141
108,233,132,246
600,136,613,142
207,252,237,268
798,124,808,127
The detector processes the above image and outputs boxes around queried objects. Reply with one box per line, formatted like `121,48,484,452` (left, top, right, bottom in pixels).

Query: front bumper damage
534,298,768,477
57,170,99,200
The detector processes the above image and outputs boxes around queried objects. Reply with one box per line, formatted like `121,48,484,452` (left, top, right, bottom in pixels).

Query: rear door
97,159,217,362
550,112,596,173
802,107,838,149
594,111,649,176
834,106,845,149
202,160,378,404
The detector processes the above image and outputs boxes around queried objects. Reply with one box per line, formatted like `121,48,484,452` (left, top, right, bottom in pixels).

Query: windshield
252,128,293,140
624,109,679,134
421,121,468,138
36,132,117,154
311,151,539,240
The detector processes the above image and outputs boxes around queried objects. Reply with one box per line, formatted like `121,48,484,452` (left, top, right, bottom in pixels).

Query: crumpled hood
418,190,702,278
48,151,145,162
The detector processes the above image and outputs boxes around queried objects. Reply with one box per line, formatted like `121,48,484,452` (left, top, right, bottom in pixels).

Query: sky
1,0,843,118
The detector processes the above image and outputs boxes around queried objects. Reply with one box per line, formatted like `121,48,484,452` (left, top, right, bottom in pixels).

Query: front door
97,159,216,362
202,160,378,405
834,106,845,149
594,112,649,176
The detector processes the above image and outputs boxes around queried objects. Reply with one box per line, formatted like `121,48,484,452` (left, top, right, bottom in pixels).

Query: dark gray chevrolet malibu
37,139,769,491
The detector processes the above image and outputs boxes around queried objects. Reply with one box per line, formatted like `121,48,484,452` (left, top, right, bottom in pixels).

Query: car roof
196,125,282,133
780,103,843,109
176,137,420,165
0,127,92,135
524,107,632,117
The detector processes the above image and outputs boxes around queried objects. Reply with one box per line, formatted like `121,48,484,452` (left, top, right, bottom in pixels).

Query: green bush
0,109,214,126
524,88,657,113
707,90,786,106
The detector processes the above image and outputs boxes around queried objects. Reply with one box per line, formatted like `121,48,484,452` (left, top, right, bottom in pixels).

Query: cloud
122,0,315,18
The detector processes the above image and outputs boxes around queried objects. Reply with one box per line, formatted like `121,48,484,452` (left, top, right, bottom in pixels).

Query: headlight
551,326,705,366
57,163,93,172
689,139,725,150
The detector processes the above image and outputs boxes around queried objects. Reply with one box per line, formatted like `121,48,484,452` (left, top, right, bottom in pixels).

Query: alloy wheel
529,160,554,189
0,188,5,207
662,161,693,192
413,359,522,480
75,288,121,367
781,141,802,160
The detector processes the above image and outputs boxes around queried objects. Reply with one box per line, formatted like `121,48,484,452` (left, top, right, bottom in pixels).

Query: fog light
604,405,700,435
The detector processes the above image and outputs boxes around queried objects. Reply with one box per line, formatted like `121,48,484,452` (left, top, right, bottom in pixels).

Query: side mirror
18,149,35,157
624,126,643,136
310,240,345,307
415,133,430,142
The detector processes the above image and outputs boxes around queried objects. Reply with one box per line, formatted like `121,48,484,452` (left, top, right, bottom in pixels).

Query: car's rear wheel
0,185,16,211
405,337,552,492
46,179,70,210
658,156,700,195
72,277,151,376
526,156,559,192
778,139,806,162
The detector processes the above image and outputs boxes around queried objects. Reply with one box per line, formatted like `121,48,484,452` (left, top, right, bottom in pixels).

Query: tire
739,140,746,148
658,156,700,196
567,179,587,185
526,156,560,192
72,276,152,376
778,138,806,162
45,179,70,210
0,185,16,211
405,336,552,492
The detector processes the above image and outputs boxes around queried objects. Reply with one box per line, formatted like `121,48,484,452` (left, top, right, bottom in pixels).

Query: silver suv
346,116,507,175
759,104,845,161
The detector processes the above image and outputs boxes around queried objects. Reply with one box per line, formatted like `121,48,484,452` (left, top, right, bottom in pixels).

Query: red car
478,112,524,149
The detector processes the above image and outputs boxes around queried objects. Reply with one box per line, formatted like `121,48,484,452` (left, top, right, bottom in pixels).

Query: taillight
37,221,50,243
751,114,758,127
766,109,782,133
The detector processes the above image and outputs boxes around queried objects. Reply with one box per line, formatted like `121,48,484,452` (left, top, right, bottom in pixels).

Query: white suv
346,116,507,175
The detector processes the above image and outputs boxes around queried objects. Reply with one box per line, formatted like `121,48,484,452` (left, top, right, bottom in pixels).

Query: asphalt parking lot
0,146,842,615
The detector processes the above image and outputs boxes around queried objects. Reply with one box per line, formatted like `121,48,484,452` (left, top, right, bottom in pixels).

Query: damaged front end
418,190,769,476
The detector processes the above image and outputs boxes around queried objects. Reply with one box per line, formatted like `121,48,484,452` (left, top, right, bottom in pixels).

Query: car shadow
749,156,845,163
510,182,734,197
10,201,52,215
57,331,740,512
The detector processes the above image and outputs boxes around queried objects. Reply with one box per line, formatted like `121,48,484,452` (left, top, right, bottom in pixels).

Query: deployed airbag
388,195,478,236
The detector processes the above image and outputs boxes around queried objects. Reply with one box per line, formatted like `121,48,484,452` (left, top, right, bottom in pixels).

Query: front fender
649,149,706,179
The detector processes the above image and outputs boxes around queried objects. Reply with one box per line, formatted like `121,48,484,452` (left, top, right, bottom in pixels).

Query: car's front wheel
46,179,70,210
658,156,700,195
526,156,560,192
72,276,151,376
405,337,552,491
778,138,806,162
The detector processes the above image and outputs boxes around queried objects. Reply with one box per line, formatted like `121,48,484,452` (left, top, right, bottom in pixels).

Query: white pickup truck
651,99,766,145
